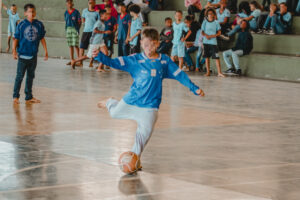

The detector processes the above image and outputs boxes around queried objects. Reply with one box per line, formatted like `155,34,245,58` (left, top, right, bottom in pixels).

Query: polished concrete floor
0,54,300,200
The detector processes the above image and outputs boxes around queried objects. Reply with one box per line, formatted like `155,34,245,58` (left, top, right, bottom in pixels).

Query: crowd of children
1,0,298,104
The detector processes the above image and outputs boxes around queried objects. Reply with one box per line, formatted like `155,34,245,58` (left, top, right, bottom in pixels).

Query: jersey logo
24,25,38,42
151,69,157,77
161,60,167,64
138,60,145,63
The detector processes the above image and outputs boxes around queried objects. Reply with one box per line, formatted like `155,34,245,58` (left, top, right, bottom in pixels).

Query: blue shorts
171,42,185,58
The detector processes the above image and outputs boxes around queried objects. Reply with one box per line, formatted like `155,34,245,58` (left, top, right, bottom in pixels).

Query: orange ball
118,151,139,174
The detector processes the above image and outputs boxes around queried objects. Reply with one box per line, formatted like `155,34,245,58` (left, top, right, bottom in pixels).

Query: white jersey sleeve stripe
173,68,182,77
118,57,125,66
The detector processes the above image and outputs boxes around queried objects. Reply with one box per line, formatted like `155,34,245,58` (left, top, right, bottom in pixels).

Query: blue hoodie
14,19,46,57
95,52,200,109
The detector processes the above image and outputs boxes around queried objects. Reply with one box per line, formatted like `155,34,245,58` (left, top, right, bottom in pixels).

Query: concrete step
252,34,300,56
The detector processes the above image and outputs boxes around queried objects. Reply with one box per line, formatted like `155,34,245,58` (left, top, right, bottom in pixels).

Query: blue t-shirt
14,19,46,57
82,8,100,32
129,17,142,46
117,13,131,40
7,10,20,34
90,20,106,45
238,12,249,18
208,0,221,4
277,12,292,27
216,8,230,24
249,9,261,29
172,22,189,45
64,9,81,33
95,52,200,109
104,16,117,38
201,19,221,45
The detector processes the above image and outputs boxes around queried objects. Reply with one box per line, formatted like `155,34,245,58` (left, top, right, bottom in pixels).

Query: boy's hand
44,52,48,61
125,38,129,44
196,89,205,97
13,51,18,60
92,49,100,58
181,38,185,42
114,37,118,44
128,37,132,42
205,35,211,40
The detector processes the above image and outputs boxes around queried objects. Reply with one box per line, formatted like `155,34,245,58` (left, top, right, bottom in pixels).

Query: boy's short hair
24,4,35,12
12,4,16,7
185,15,193,22
128,4,141,14
99,9,106,16
175,10,183,14
165,17,172,22
280,2,287,7
118,2,126,7
205,8,216,17
142,28,160,41
66,0,73,2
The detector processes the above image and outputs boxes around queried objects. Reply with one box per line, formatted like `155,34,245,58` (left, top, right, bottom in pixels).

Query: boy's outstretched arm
165,58,205,96
41,38,48,61
92,50,131,72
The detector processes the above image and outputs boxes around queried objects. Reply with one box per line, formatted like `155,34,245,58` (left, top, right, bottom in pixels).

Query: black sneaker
224,68,236,75
235,69,242,76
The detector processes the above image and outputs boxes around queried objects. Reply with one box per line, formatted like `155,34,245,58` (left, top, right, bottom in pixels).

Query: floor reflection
119,174,153,199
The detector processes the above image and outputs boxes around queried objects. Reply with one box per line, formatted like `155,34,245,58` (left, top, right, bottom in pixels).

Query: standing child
171,10,191,71
184,15,200,71
104,6,117,57
157,17,173,54
194,29,206,72
79,0,100,66
115,3,131,56
223,20,253,76
93,28,204,169
201,8,225,77
64,0,81,66
128,4,142,54
216,0,231,34
12,4,48,104
71,10,108,71
2,3,20,53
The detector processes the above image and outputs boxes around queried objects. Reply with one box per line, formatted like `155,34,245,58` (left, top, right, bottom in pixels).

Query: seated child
223,20,253,76
262,2,292,34
158,17,173,54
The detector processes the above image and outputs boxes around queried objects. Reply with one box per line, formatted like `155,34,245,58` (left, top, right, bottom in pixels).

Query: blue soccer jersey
95,52,200,109
117,13,131,40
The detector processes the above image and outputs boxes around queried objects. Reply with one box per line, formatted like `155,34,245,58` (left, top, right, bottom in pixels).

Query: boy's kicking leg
97,97,158,170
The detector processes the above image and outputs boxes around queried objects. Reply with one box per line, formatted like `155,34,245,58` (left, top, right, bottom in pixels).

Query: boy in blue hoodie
12,4,48,104
92,28,204,171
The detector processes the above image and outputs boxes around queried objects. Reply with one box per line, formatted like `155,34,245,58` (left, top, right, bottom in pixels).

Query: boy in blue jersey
171,10,191,71
79,0,100,66
201,8,225,77
64,0,81,66
115,3,131,56
12,4,48,104
128,4,142,54
104,6,117,57
92,28,205,170
2,3,20,53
